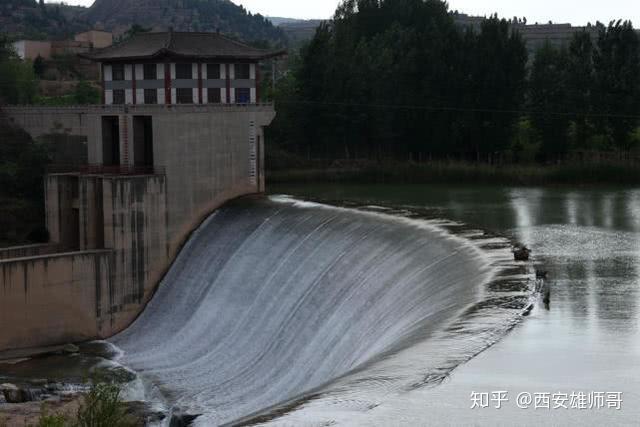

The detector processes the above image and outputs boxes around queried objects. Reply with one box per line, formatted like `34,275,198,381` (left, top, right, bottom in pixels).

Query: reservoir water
268,184,640,426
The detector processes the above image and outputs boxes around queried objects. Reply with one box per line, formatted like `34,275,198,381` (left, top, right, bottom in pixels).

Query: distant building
514,23,599,54
82,31,285,105
452,13,600,55
12,40,52,60
75,30,114,49
12,30,113,61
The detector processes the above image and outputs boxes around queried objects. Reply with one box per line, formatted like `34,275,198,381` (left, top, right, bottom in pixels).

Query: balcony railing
48,164,165,176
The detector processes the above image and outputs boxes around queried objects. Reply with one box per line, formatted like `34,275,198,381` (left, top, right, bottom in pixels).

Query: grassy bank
267,161,640,186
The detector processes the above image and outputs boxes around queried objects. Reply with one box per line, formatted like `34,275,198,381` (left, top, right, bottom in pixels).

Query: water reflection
271,183,640,349
269,183,640,425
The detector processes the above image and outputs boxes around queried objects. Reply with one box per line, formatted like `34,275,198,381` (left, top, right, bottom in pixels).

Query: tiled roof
82,31,286,61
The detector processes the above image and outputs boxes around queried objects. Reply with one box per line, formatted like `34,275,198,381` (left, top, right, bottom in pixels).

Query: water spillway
111,196,529,425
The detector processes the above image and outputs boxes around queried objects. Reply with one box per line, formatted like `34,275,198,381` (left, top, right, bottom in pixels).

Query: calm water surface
269,184,640,426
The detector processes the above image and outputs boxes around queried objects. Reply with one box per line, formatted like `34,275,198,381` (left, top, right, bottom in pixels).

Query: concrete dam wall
0,104,275,353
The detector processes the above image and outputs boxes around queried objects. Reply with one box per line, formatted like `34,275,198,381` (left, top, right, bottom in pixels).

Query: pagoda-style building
82,31,285,105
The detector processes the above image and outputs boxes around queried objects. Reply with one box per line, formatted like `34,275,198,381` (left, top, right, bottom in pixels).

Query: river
268,183,640,425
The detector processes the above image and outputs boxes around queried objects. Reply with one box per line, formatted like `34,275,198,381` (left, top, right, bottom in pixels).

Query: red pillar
101,63,105,104
226,63,231,104
198,63,203,104
131,64,137,105
255,62,260,103
164,62,172,104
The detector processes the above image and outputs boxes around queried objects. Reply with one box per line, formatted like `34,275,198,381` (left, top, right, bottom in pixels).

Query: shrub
73,382,133,427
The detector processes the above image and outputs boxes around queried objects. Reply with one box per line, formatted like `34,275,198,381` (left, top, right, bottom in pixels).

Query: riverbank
267,161,640,186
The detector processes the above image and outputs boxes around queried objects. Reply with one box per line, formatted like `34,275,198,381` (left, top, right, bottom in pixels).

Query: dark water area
268,183,640,425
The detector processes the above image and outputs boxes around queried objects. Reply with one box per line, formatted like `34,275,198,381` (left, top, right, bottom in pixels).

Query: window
176,63,192,79
143,64,157,80
207,63,221,79
207,88,221,104
235,88,250,104
234,63,250,79
113,89,125,104
176,88,193,104
144,89,157,104
112,64,125,81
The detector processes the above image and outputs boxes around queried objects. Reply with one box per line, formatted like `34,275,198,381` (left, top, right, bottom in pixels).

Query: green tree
33,54,46,77
593,21,640,151
529,42,570,161
565,30,595,149
74,80,100,104
0,35,37,104
466,16,528,161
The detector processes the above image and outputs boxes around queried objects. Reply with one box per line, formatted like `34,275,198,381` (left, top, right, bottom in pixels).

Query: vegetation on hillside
2,0,286,46
0,37,48,245
0,0,88,40
267,0,640,171
85,0,286,46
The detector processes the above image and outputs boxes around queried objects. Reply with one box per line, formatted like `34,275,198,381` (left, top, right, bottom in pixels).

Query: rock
1,383,33,404
513,246,531,261
123,401,166,425
170,409,201,427
62,343,80,354
90,365,136,384
28,378,48,387
60,393,78,402
46,383,63,393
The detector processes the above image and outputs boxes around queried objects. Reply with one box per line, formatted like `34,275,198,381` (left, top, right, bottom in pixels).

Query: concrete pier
0,104,275,353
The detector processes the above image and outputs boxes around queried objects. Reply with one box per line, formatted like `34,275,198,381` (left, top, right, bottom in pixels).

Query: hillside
269,17,324,47
86,0,285,44
0,0,89,40
0,0,286,45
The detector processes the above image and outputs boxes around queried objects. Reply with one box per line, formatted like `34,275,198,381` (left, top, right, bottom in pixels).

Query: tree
74,80,101,104
0,57,37,104
593,21,640,151
565,31,595,149
121,24,152,41
33,54,46,77
529,42,570,161
467,16,528,161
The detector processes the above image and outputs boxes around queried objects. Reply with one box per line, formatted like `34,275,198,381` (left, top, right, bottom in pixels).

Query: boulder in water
123,401,166,425
170,409,201,427
62,343,80,354
1,384,32,404
513,246,531,261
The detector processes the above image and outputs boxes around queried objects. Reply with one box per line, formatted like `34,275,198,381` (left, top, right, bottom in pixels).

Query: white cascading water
111,196,530,426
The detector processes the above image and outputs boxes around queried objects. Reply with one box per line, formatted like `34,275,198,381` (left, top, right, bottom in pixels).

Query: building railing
3,103,275,112
48,164,166,176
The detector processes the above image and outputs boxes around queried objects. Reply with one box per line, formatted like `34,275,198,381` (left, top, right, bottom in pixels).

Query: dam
109,196,533,425
0,31,285,353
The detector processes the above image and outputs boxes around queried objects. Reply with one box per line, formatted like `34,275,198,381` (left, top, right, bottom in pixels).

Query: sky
49,1,638,26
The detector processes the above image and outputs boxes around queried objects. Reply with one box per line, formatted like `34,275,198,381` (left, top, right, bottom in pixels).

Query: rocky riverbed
0,342,167,426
